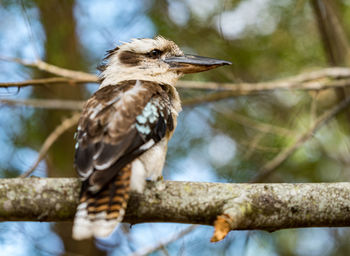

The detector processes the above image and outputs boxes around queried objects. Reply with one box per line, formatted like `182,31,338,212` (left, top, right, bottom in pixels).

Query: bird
72,36,231,240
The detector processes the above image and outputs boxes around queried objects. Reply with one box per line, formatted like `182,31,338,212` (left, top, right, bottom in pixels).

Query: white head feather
99,36,184,88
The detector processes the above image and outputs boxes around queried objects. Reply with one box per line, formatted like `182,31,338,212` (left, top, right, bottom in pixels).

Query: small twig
237,139,280,153
213,107,294,137
211,215,232,242
0,98,85,110
243,132,266,160
310,91,319,125
20,113,80,178
159,246,170,256
128,225,197,256
253,96,350,182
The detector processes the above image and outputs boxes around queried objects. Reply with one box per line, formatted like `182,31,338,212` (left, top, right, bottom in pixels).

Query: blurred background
1,0,350,255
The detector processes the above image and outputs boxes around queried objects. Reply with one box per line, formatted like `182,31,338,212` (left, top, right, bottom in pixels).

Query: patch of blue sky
0,222,63,256
184,106,214,135
125,223,198,255
0,108,34,149
84,82,100,94
11,147,47,177
208,133,237,167
125,224,254,256
170,150,218,182
182,228,251,256
0,226,31,256
0,87,31,99
0,5,44,101
0,137,15,174
0,108,31,175
0,5,45,64
215,0,293,41
75,0,156,72
185,0,220,21
0,3,46,178
164,108,220,182
167,106,233,182
23,222,64,255
295,228,335,256
168,107,214,151
245,232,278,256
167,0,190,26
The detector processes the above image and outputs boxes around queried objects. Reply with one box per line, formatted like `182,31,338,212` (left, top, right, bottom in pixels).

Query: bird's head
99,36,231,87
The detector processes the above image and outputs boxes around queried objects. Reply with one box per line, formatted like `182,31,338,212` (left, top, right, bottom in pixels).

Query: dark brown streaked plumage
75,80,174,191
118,51,143,66
83,163,130,220
73,80,175,239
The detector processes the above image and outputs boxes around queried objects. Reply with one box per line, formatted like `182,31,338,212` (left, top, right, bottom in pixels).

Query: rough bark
2,178,350,232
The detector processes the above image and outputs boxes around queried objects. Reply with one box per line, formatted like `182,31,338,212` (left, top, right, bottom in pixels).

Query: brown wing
74,80,174,192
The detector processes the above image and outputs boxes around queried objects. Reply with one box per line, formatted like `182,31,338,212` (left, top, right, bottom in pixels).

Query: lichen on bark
1,178,350,233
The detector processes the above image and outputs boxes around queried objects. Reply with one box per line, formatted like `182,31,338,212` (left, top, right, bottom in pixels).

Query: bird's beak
164,54,231,74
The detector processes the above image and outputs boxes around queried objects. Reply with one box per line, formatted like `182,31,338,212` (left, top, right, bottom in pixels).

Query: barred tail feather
72,164,131,240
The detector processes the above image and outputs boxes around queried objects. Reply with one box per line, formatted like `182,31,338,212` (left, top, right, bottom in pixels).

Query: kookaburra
72,36,231,240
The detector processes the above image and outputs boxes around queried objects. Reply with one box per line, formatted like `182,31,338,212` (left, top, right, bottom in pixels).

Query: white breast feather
130,138,168,193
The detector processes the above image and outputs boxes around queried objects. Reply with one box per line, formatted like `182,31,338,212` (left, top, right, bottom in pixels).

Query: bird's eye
148,49,162,59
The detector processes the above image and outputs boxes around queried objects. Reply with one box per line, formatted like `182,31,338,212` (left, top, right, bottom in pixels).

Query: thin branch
181,91,241,105
311,0,350,66
129,225,197,256
33,59,98,81
0,77,94,88
20,113,80,178
237,139,280,154
213,108,294,137
253,96,350,182
2,178,350,233
0,56,97,81
4,57,350,95
178,68,350,90
0,98,84,110
180,78,350,105
242,132,267,160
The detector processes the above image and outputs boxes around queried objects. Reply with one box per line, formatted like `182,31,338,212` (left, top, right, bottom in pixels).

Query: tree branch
0,77,93,88
0,56,97,81
2,178,350,232
4,57,350,96
0,98,85,110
